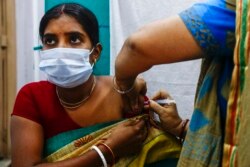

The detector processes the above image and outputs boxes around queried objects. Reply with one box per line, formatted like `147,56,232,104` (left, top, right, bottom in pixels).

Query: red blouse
12,81,81,139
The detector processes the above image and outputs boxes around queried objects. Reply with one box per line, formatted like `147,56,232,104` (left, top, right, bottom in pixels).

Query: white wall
15,0,44,91
110,0,203,119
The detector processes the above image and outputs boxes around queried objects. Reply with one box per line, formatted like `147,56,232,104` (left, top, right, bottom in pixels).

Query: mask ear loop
89,42,102,55
92,59,97,68
89,47,96,68
89,47,95,55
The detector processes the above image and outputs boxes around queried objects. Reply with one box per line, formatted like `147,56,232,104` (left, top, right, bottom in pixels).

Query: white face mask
39,47,94,88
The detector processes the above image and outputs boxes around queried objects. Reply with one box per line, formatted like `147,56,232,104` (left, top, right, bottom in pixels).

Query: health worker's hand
145,90,183,137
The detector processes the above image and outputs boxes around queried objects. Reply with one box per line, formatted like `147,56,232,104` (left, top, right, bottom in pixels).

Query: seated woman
11,3,181,167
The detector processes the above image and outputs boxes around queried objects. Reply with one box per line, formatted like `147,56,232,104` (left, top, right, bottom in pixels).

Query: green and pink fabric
223,0,250,166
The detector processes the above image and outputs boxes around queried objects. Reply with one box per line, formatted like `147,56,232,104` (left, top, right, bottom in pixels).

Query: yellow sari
44,115,181,167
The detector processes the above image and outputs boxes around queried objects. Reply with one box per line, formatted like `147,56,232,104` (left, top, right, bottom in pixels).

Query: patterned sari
43,115,182,167
179,0,250,166
178,0,236,166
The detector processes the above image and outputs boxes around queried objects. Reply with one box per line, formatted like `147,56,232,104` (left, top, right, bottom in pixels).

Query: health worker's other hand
146,90,182,137
104,117,148,157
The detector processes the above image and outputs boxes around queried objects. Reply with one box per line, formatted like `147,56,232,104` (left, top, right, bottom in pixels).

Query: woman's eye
70,35,81,44
44,38,56,45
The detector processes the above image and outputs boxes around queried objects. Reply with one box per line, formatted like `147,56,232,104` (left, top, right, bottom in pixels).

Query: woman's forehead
44,15,86,34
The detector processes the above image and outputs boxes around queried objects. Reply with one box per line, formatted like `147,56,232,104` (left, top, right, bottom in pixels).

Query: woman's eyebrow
43,33,56,38
65,31,85,37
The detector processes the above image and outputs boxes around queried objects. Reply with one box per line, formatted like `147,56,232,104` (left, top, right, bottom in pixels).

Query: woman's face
42,15,92,50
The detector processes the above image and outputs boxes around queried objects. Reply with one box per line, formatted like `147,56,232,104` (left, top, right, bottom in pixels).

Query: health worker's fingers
151,90,172,100
148,100,166,115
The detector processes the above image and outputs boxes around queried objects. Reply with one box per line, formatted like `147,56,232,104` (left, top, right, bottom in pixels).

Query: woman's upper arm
11,116,44,167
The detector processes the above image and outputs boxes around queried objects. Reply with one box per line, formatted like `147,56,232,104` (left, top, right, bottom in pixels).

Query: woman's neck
56,75,96,109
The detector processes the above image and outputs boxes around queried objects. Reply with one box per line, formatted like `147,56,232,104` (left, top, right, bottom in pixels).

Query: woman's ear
91,43,102,63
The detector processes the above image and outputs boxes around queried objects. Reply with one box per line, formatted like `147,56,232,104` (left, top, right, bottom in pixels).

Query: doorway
0,0,16,158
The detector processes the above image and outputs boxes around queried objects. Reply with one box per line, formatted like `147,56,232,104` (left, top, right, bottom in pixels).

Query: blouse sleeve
12,83,42,124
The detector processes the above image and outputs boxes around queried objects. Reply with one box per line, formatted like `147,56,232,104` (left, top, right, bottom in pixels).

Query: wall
15,0,44,91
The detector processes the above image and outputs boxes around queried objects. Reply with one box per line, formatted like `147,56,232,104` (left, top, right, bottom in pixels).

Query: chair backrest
45,0,110,75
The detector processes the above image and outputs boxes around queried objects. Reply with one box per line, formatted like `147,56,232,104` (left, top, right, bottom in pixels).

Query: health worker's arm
115,16,205,87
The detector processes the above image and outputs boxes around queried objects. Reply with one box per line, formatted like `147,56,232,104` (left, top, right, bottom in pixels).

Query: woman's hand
146,90,183,137
104,117,148,158
11,116,147,167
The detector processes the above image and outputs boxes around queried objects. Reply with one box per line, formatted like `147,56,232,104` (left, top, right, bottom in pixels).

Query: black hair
39,3,99,46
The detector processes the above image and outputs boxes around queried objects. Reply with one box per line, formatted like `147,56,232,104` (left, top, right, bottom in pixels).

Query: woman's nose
57,39,68,48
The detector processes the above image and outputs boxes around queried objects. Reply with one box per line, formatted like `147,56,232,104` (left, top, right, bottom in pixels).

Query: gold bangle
113,76,134,94
98,142,115,166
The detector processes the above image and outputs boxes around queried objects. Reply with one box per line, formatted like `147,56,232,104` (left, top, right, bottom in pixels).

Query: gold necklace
56,76,96,110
